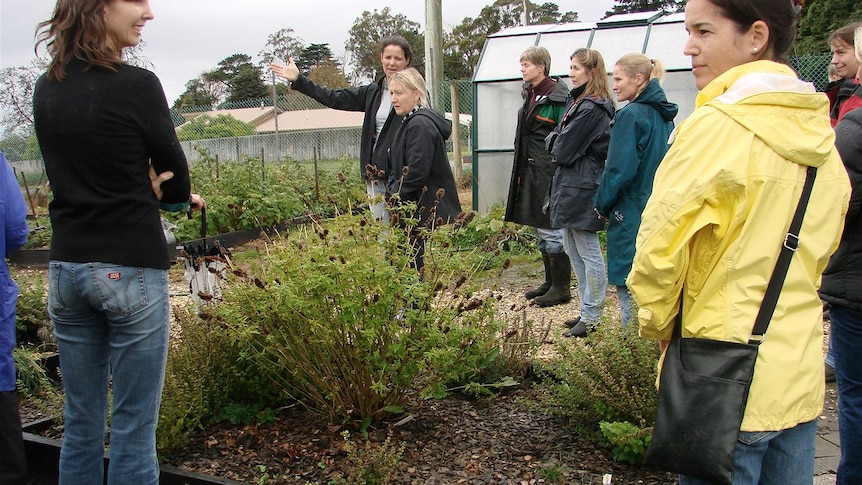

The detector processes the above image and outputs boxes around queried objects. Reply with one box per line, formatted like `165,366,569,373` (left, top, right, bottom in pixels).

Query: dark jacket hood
409,107,452,141
635,78,678,122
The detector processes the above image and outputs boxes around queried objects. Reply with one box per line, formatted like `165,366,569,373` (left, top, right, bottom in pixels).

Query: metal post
424,0,443,111
271,71,280,161
450,81,462,182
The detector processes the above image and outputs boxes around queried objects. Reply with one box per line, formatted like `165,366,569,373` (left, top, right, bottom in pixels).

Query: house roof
255,108,365,133
180,106,279,128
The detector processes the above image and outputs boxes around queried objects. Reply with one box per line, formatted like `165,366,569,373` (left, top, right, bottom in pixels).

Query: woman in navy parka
595,54,677,327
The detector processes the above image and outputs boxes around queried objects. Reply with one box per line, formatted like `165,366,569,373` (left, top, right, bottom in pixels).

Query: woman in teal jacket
594,54,678,327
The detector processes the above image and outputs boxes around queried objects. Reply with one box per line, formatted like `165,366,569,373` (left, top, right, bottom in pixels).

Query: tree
442,0,577,80
227,64,268,103
795,0,862,54
195,54,269,105
605,0,684,16
0,62,43,135
307,62,351,89
296,44,336,73
345,8,425,83
173,78,219,110
175,114,256,141
258,28,306,66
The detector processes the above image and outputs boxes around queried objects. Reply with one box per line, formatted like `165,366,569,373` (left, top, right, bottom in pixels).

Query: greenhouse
470,11,695,212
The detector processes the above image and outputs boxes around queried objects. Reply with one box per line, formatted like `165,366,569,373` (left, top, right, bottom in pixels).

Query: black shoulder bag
644,166,817,484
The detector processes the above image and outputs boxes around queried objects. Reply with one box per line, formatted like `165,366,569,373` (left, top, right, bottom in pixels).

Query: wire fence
3,53,835,190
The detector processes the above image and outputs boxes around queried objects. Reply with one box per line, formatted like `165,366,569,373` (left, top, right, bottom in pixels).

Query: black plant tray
22,431,246,485
8,215,315,269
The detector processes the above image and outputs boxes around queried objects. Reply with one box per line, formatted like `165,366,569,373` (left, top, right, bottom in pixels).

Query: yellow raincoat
629,61,851,431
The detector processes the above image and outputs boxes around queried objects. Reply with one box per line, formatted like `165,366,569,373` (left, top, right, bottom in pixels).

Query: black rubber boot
0,390,27,485
525,251,552,299
534,252,572,307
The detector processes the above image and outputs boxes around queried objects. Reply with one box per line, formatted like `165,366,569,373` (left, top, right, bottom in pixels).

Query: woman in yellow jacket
628,0,851,483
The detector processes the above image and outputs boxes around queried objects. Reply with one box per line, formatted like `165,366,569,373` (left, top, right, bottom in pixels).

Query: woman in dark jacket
545,48,614,337
271,36,412,222
822,39,862,480
505,46,571,307
386,68,461,271
595,54,678,328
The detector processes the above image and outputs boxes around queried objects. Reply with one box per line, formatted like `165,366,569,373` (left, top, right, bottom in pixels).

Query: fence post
261,148,265,184
450,81,463,182
313,137,320,201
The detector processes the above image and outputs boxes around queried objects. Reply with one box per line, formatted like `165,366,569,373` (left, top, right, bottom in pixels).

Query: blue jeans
49,262,169,485
535,227,564,254
679,420,816,485
831,305,862,485
562,229,606,327
616,285,633,329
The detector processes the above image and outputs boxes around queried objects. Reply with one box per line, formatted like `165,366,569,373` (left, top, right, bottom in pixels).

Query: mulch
162,385,677,484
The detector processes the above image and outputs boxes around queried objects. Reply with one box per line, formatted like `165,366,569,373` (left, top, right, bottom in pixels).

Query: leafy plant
13,347,63,417
164,149,365,242
215,402,276,425
341,430,405,485
14,274,53,347
157,304,279,451
538,319,660,452
599,420,651,464
22,216,52,250
199,211,503,424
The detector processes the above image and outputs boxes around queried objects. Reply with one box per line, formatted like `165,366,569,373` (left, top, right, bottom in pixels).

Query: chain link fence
1,54,838,195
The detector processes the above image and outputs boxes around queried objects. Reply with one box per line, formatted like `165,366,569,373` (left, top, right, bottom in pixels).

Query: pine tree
605,0,684,17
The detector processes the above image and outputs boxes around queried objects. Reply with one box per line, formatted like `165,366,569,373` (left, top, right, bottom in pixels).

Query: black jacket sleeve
138,71,191,209
292,75,374,112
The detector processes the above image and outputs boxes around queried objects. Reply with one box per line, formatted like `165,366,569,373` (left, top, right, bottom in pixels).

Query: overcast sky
1,0,615,104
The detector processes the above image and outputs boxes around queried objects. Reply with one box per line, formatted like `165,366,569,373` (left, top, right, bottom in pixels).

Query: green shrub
341,430,405,485
13,347,64,417
538,320,659,460
23,217,52,250
157,304,279,451
164,149,365,241
599,420,651,464
15,275,53,347
200,212,503,424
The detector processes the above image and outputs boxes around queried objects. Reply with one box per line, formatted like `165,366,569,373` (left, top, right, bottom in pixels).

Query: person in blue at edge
33,0,205,483
271,36,413,223
0,151,30,485
386,68,461,273
821,24,862,485
545,48,614,338
591,53,677,335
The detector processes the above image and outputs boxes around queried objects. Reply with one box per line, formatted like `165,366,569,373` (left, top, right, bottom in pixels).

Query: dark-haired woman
271,36,413,222
628,0,850,482
33,1,204,483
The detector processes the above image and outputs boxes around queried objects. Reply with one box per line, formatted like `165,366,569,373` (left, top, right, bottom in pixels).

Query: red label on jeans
108,272,121,280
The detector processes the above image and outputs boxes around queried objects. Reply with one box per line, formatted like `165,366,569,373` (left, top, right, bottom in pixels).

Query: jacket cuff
159,200,190,212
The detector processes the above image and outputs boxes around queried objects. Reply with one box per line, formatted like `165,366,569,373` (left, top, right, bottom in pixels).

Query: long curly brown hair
35,0,124,81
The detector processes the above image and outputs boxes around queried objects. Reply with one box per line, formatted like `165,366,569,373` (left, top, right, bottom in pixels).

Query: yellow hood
697,61,835,168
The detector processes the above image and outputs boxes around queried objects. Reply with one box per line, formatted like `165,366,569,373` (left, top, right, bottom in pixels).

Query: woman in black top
271,36,412,222
33,1,203,483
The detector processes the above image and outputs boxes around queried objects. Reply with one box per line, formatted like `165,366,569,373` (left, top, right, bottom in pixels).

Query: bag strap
749,165,817,344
